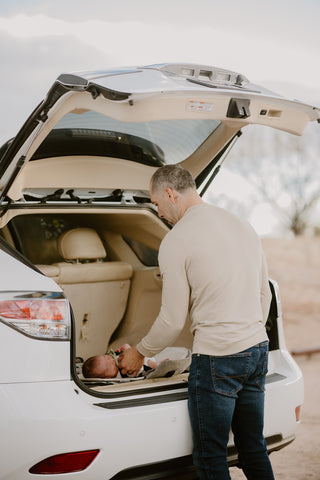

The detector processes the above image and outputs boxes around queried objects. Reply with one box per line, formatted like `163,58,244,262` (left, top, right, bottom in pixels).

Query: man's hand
114,343,131,353
118,346,145,377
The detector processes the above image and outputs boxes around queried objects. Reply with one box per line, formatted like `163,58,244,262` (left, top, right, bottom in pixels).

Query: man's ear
165,187,177,203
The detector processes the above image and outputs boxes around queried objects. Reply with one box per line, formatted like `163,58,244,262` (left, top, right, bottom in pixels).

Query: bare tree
213,123,320,236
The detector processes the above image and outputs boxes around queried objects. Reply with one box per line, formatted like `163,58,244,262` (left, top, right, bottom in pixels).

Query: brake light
29,450,100,474
0,291,70,339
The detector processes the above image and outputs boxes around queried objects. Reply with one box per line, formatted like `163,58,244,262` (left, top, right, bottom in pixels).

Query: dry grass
231,236,320,479
262,237,320,352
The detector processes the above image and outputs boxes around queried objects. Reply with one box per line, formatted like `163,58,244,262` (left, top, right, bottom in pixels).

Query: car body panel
0,322,70,383
0,248,60,292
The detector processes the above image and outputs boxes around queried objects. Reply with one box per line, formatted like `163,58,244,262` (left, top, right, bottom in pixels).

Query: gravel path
231,237,320,479
230,355,320,479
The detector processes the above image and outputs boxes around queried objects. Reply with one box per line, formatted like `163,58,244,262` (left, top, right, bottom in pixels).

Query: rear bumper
109,434,295,480
228,433,295,466
0,349,302,479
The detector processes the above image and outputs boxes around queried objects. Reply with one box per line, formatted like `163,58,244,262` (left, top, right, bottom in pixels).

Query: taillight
0,291,70,339
29,450,100,474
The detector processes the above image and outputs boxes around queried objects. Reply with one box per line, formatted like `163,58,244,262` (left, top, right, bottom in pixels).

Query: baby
82,343,161,379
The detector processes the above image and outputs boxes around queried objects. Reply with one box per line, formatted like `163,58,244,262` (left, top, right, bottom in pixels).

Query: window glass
123,236,158,266
9,215,79,264
51,111,221,165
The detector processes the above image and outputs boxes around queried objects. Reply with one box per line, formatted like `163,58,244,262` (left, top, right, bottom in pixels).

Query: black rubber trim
2,202,153,211
107,434,286,479
57,74,88,87
76,376,188,399
266,281,279,351
88,83,130,101
89,369,286,404
95,391,188,409
195,132,241,189
265,373,287,384
110,455,196,480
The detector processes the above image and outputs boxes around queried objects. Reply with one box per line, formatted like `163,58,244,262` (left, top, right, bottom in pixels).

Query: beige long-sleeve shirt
137,203,271,357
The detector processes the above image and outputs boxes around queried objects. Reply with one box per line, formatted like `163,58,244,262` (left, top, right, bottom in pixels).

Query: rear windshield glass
32,111,221,166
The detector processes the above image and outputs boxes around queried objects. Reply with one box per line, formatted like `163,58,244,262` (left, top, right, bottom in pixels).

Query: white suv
0,64,318,479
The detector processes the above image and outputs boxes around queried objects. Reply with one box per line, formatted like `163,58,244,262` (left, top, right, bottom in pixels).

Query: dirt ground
230,236,320,479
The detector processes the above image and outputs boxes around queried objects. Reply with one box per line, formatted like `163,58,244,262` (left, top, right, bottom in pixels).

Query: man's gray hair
151,165,196,193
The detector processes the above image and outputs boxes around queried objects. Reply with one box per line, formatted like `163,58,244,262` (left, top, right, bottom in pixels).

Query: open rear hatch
0,63,318,208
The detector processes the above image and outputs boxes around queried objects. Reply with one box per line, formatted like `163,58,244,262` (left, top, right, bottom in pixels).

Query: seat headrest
58,228,107,261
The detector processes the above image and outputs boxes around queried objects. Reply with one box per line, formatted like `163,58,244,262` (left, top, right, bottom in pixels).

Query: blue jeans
188,341,275,480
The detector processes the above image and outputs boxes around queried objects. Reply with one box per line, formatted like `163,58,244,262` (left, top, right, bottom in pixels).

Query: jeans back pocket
210,352,251,398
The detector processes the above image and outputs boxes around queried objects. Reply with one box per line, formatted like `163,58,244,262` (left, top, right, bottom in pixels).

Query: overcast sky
0,0,319,235
0,0,319,143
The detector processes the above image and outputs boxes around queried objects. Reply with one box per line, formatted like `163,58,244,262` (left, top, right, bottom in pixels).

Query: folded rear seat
37,228,133,360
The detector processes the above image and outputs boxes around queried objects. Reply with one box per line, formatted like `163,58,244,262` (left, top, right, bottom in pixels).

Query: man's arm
118,234,190,375
137,234,190,356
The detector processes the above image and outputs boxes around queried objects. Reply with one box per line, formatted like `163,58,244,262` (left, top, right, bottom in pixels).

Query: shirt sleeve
136,233,190,357
260,250,272,324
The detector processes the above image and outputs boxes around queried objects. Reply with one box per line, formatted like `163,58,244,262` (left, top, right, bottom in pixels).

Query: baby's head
82,354,118,378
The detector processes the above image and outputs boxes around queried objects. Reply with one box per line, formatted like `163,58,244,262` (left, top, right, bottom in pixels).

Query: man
118,164,275,480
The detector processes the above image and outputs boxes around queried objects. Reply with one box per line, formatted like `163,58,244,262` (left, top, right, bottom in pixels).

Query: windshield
43,111,221,165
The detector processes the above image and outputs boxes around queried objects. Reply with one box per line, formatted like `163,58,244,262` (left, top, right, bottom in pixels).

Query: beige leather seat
39,228,133,360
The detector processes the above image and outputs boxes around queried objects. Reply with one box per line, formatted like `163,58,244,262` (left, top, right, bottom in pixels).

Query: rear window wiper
40,188,64,203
